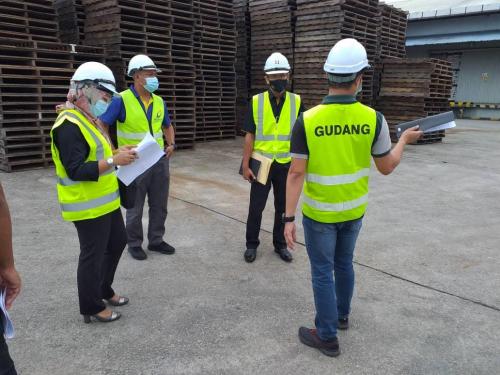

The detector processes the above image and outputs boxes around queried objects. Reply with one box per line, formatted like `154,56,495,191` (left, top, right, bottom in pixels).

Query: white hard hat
71,61,117,94
127,54,161,77
264,52,291,75
324,38,370,81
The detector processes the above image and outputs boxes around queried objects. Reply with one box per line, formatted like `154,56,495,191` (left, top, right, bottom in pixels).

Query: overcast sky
381,0,500,12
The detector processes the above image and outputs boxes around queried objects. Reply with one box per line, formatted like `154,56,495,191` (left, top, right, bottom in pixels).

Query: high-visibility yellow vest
117,89,164,148
252,91,301,164
51,109,120,222
302,102,377,223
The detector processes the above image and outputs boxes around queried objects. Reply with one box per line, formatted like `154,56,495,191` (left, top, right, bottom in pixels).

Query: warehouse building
385,0,500,119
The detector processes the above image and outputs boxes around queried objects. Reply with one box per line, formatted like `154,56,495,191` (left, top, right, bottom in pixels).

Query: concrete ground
1,119,499,375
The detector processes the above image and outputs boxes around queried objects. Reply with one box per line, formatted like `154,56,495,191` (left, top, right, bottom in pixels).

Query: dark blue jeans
303,215,363,341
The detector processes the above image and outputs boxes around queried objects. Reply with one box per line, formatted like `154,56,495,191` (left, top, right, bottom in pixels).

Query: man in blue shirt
99,54,176,261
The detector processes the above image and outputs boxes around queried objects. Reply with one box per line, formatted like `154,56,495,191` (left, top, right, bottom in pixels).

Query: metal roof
382,0,500,19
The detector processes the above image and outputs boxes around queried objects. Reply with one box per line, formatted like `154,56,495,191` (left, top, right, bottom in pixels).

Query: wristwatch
169,143,177,150
282,214,295,223
106,157,115,167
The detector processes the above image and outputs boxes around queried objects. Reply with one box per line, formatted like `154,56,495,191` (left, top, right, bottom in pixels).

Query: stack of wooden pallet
234,0,251,132
294,0,380,108
372,3,407,101
169,0,197,148
54,0,86,44
82,0,198,148
378,3,407,59
0,39,105,171
194,0,237,142
249,0,296,95
375,58,453,144
0,0,59,42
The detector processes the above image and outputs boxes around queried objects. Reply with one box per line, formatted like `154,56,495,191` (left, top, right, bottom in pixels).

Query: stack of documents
0,288,14,339
116,133,165,186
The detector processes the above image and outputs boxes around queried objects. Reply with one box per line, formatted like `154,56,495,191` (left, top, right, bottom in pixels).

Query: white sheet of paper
425,121,456,133
116,133,165,186
0,289,15,339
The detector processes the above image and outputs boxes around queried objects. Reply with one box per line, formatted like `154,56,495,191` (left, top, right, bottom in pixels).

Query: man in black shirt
241,52,306,263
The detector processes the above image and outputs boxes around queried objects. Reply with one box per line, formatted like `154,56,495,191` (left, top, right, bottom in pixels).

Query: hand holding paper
396,111,456,138
116,133,165,186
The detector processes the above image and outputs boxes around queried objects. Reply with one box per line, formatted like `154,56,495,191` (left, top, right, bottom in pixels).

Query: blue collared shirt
99,84,171,128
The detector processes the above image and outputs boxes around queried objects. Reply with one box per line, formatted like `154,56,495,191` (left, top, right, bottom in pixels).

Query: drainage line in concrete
171,195,500,313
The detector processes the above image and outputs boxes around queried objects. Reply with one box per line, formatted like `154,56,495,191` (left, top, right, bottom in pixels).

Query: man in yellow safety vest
284,39,423,357
241,52,305,263
100,54,176,261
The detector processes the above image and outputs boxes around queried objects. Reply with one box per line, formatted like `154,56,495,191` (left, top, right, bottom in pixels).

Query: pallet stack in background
82,0,235,149
194,0,237,142
293,0,380,108
0,40,105,171
234,0,251,133
0,0,106,172
54,0,85,44
249,0,297,95
375,58,453,144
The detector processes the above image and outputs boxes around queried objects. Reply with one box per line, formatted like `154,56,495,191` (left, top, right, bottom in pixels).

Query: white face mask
355,81,363,96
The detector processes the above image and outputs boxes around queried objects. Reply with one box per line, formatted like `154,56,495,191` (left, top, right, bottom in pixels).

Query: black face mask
269,79,288,93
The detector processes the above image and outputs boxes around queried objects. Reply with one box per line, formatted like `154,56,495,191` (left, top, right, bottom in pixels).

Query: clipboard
396,111,456,138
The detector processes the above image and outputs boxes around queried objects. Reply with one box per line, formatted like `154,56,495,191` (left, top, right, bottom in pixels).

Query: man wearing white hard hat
241,52,305,263
284,39,423,356
100,54,176,261
51,62,138,323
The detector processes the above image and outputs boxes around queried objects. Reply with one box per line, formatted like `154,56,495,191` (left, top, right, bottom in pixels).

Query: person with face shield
51,61,138,323
241,52,305,263
284,39,423,356
99,54,176,261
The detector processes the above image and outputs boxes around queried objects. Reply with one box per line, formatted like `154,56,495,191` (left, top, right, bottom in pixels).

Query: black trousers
73,209,127,315
246,161,289,250
0,318,16,375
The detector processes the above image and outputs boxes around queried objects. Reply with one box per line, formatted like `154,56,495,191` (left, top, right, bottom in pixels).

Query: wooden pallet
374,58,453,144
0,38,106,172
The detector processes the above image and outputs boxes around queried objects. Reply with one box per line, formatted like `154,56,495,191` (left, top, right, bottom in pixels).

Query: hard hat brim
265,70,290,75
98,82,118,95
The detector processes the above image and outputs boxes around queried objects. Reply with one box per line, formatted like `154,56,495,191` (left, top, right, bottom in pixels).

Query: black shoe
338,317,349,330
148,241,175,255
83,311,121,324
244,248,257,263
274,248,293,262
105,296,129,307
128,246,147,260
298,327,340,357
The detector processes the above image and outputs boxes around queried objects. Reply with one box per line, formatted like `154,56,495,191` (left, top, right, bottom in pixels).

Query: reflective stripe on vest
302,102,377,223
60,190,120,212
306,168,370,185
117,89,164,148
51,109,120,222
253,91,301,163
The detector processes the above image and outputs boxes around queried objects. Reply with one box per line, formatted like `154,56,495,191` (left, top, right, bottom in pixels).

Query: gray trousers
126,156,170,247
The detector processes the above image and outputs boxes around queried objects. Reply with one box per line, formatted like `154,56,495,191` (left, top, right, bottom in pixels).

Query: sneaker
338,317,349,330
128,246,147,260
148,241,175,255
298,327,340,357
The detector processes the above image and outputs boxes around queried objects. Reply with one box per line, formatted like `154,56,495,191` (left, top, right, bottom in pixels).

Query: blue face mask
144,77,159,93
90,99,110,117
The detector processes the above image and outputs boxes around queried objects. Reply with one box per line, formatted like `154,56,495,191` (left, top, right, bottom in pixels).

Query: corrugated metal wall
454,48,500,103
